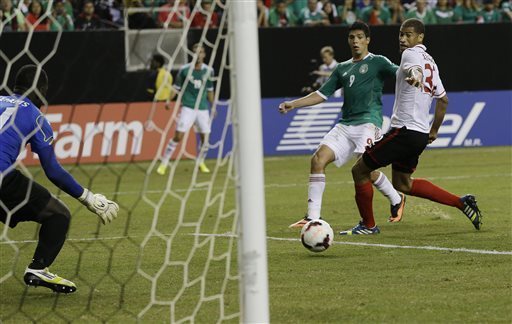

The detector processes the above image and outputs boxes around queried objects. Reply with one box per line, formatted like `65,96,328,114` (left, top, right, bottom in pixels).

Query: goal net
0,1,268,322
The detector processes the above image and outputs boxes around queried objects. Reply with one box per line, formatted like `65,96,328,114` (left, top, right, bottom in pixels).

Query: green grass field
1,146,511,323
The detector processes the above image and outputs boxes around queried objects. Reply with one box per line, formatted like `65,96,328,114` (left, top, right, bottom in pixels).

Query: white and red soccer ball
300,219,334,252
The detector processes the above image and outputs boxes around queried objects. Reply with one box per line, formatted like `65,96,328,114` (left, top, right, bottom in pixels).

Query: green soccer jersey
174,63,214,111
318,53,398,128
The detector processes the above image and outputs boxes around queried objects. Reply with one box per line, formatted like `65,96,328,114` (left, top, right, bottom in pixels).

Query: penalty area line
2,233,511,256
193,233,512,256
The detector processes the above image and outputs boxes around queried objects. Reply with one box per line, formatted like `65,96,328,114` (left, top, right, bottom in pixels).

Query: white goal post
230,2,270,323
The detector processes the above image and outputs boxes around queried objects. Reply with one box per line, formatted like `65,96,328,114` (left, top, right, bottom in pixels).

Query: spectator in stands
405,0,436,24
127,0,156,28
289,0,308,17
75,0,103,29
19,0,30,15
501,0,512,21
321,0,340,23
94,0,113,24
61,0,74,18
0,0,26,31
257,0,269,26
299,0,330,26
158,0,190,28
401,0,416,11
387,0,405,24
104,0,123,26
26,0,50,31
454,0,481,22
50,0,74,30
268,0,298,27
191,0,218,28
301,46,342,97
480,0,501,21
360,0,391,25
433,0,456,23
357,0,372,11
337,0,359,25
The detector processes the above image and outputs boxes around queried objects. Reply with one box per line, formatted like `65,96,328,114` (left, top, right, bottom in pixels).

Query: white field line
2,233,511,256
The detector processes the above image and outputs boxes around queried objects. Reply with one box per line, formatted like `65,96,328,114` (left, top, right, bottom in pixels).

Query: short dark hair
348,21,370,38
152,54,165,67
14,65,48,94
402,18,425,35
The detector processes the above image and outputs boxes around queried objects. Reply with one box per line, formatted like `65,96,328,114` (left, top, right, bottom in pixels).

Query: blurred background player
347,18,482,235
157,43,215,175
146,53,174,104
0,65,119,293
279,22,405,229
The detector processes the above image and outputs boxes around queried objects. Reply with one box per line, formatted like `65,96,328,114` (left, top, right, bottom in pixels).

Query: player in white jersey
341,18,482,235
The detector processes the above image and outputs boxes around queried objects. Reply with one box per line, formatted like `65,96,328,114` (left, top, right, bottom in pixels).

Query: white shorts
176,106,211,134
319,123,381,167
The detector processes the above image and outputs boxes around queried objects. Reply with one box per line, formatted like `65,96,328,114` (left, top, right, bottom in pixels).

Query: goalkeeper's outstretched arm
37,146,119,224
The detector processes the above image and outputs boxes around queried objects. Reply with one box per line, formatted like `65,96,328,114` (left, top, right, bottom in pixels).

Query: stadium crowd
0,0,510,31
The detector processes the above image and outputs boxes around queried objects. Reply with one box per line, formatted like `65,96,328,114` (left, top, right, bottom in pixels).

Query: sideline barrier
19,102,197,166
18,90,511,165
261,90,512,155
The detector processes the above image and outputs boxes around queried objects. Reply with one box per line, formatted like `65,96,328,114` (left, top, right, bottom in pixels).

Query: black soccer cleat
460,194,482,230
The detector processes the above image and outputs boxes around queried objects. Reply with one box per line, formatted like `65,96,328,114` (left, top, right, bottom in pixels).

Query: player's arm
278,91,325,114
31,117,118,224
429,94,449,144
37,146,119,224
280,67,341,114
401,49,423,89
405,66,423,89
380,56,399,78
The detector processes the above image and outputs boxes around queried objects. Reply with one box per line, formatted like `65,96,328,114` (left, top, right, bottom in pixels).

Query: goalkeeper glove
78,189,119,224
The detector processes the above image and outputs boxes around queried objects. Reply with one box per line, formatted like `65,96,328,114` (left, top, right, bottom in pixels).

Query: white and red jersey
390,44,446,134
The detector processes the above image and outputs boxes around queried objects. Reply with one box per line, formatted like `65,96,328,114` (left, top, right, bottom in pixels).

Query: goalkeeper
0,65,119,294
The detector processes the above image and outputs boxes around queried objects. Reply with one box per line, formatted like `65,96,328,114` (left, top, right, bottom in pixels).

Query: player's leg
288,144,336,228
371,170,405,222
196,110,211,173
341,127,407,235
338,157,381,234
289,124,353,228
351,123,404,221
0,171,76,293
158,107,195,175
24,196,77,293
392,166,482,230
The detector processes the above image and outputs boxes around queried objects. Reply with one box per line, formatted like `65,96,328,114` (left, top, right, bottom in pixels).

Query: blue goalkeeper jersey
0,95,54,172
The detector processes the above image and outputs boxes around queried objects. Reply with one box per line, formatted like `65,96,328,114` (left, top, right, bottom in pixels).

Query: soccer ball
300,219,334,252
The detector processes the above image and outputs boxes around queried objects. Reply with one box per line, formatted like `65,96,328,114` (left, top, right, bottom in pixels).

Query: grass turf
1,146,511,323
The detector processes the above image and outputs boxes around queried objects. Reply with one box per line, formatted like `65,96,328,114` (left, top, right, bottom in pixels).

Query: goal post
230,2,270,323
0,0,270,322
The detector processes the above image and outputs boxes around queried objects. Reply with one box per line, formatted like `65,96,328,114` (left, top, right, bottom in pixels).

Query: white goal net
0,1,268,322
